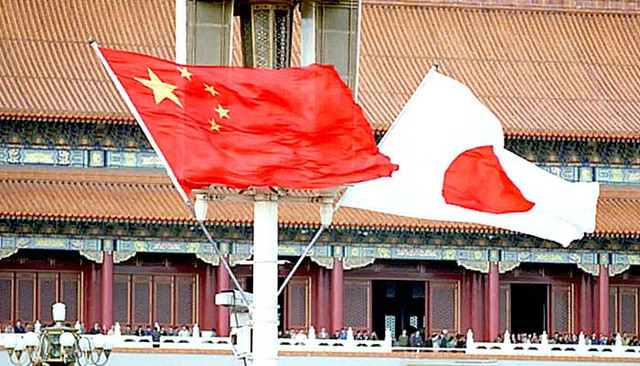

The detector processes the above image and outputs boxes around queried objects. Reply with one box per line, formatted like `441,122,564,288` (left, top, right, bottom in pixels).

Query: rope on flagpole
185,202,250,306
277,225,324,296
277,189,349,296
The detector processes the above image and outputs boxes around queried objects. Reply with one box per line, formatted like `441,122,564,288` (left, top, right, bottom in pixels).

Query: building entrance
510,283,547,335
372,280,425,339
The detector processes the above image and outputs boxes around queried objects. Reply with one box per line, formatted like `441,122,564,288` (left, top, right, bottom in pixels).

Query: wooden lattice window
17,273,35,322
115,273,197,327
176,276,195,325
0,273,13,323
154,276,173,325
286,277,309,329
113,275,130,324
609,286,639,335
133,276,151,325
551,284,572,333
343,279,371,329
38,273,57,322
0,271,81,326
620,288,637,334
429,281,459,332
61,273,79,322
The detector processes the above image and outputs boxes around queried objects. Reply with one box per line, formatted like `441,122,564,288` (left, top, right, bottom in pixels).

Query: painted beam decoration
0,234,637,277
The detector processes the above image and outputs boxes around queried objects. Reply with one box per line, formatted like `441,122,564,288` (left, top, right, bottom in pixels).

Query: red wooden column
201,264,217,331
313,266,331,331
597,263,609,336
216,259,230,336
577,270,595,335
470,271,486,338
460,271,472,334
331,258,344,333
85,263,101,328
100,249,114,330
487,261,500,342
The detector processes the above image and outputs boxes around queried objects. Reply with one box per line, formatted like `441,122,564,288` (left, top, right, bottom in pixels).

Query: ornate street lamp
2,303,113,366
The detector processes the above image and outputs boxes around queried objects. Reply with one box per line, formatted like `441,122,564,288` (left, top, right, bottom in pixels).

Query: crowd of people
4,319,638,349
497,331,640,346
394,329,466,348
278,327,380,342
0,319,213,342
277,326,465,349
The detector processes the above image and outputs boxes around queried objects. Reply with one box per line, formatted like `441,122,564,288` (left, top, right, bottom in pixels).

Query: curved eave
4,212,640,240
0,113,135,125
365,0,640,15
373,127,640,142
5,113,640,142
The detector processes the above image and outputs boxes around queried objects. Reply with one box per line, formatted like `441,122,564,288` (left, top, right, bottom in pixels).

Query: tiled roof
2,0,640,138
358,3,640,137
373,0,640,13
0,0,175,121
1,166,639,236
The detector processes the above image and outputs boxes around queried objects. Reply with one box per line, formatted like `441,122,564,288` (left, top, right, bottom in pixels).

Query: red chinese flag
97,47,397,195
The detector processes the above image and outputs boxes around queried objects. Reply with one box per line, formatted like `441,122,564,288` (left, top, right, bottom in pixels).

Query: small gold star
204,83,220,96
215,104,230,119
134,68,183,108
209,119,221,132
177,67,192,80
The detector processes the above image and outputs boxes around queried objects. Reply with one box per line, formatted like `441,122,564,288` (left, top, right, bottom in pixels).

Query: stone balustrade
4,328,640,358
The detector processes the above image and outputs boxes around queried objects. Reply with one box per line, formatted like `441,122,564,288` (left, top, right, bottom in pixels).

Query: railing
277,338,390,353
465,330,640,358
4,329,640,358
467,341,640,357
0,332,390,352
114,335,389,352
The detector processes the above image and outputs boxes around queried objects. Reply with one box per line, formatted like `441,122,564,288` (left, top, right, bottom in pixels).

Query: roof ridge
0,112,135,123
363,0,640,15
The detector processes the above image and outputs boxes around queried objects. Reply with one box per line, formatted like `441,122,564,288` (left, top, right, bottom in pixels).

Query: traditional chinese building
1,0,640,343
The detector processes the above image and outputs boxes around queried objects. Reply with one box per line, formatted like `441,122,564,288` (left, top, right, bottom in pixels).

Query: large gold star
209,119,221,132
177,66,192,80
204,83,220,96
135,69,183,108
215,104,230,119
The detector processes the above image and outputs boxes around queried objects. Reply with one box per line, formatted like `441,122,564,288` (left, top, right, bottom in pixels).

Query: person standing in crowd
409,330,423,347
438,329,450,348
151,325,161,343
88,322,102,335
398,329,409,347
338,327,348,340
14,320,25,333
370,331,379,341
317,327,328,339
178,324,190,337
295,329,308,345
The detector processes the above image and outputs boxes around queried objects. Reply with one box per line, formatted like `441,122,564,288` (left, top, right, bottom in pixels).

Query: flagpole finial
432,61,440,70
87,37,96,45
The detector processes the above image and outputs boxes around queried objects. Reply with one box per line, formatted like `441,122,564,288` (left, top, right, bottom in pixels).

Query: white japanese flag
341,69,599,247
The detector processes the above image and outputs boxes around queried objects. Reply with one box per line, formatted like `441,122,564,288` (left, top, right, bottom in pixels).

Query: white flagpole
253,194,279,366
